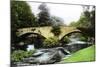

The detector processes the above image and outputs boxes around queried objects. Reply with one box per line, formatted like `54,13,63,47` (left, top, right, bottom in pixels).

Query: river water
13,34,91,66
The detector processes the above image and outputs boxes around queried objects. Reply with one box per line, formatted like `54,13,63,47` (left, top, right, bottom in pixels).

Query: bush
11,50,35,62
51,26,61,37
80,36,87,41
43,37,59,48
61,36,71,44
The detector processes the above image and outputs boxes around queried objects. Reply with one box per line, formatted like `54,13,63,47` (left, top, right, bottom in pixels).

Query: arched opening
15,32,46,50
59,31,90,52
60,31,82,42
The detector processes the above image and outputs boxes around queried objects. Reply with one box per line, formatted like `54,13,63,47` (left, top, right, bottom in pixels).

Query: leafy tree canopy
11,1,36,30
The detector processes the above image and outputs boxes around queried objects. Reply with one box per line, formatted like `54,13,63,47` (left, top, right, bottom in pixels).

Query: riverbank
59,45,95,63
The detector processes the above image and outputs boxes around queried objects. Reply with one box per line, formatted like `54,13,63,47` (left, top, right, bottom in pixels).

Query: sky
27,1,84,25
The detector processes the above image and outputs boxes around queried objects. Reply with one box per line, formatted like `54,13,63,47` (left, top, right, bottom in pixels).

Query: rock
22,47,70,64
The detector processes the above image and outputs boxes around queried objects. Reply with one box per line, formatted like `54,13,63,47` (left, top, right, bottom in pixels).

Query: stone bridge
16,26,81,40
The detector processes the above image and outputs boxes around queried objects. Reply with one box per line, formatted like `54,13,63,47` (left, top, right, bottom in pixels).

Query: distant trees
37,3,64,26
70,6,95,28
69,6,95,37
50,16,64,26
69,21,77,27
37,3,52,26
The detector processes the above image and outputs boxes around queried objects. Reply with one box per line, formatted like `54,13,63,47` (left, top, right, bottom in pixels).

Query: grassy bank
60,45,95,63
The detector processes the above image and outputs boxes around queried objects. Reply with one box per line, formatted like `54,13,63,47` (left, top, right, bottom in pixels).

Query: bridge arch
60,30,82,41
18,32,46,48
19,32,46,39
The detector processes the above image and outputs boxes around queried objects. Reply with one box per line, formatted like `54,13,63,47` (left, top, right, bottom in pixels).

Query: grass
59,45,95,63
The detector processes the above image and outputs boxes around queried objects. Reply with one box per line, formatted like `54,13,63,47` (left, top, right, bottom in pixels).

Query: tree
70,6,95,29
77,6,95,36
11,1,35,29
11,1,36,49
37,3,52,26
79,6,95,28
69,21,77,27
69,6,95,42
50,16,64,26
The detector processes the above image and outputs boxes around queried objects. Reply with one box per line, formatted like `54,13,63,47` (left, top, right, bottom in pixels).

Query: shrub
11,50,35,62
62,36,71,44
51,26,61,37
43,37,59,48
80,36,87,41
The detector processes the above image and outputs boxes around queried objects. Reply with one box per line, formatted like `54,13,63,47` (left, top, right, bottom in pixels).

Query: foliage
81,6,95,29
51,25,61,37
11,1,36,48
50,16,64,26
69,21,78,27
11,1,35,29
69,15,89,27
43,37,59,48
70,6,95,28
60,45,95,63
69,6,95,37
76,15,90,28
37,3,52,26
11,50,35,62
79,36,87,41
61,36,71,44
37,3,65,26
